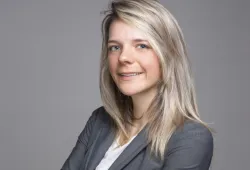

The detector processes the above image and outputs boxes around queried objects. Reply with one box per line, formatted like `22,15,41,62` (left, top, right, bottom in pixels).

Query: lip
118,72,143,75
117,72,143,81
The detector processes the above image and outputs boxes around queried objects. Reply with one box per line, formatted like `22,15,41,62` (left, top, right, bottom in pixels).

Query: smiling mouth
118,73,143,77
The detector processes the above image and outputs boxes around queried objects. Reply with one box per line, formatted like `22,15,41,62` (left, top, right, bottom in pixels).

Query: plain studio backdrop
0,0,249,169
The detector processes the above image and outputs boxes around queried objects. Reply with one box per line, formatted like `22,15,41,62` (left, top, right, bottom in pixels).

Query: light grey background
0,0,249,170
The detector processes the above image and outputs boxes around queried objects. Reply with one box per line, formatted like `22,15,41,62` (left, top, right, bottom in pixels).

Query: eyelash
108,46,120,51
108,44,149,51
137,44,149,49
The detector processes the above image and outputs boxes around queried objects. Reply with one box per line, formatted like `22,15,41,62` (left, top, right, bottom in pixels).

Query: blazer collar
86,124,149,170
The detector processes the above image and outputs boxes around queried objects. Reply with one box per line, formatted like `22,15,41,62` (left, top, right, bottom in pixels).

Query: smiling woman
108,20,161,98
61,0,214,170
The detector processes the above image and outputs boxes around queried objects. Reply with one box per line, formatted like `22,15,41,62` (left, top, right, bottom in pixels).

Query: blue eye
137,44,148,49
108,46,120,51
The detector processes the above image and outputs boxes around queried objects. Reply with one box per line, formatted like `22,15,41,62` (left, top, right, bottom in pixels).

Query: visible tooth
121,73,141,76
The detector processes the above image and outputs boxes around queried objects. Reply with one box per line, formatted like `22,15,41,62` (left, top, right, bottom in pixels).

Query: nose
118,46,135,64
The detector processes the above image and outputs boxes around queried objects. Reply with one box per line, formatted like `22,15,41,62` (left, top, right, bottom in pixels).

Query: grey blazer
61,106,213,170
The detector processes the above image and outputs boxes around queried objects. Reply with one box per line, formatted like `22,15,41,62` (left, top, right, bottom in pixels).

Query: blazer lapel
109,125,150,170
85,125,116,170
85,122,150,170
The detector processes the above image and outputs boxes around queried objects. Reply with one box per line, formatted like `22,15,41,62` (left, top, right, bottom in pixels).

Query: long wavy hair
99,0,210,161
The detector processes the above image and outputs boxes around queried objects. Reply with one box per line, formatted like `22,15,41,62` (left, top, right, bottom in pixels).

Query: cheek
108,56,118,74
142,54,161,77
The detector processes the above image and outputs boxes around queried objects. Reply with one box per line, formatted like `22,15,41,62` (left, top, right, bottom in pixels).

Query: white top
95,135,137,170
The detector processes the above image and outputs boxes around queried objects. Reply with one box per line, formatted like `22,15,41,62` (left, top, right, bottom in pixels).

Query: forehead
109,19,147,41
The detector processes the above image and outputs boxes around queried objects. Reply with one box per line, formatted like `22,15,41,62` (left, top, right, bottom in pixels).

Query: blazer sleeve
61,109,99,170
162,123,214,170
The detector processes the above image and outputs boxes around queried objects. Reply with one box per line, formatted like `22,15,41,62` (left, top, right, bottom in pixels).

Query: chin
118,87,141,96
119,90,139,97
118,85,147,97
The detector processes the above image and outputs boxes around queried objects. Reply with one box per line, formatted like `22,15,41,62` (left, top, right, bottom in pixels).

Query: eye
137,44,149,49
108,45,120,51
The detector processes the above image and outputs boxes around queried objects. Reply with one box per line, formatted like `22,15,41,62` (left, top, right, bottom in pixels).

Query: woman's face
108,19,161,97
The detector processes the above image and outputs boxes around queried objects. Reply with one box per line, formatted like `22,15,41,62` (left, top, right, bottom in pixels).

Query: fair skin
108,19,161,135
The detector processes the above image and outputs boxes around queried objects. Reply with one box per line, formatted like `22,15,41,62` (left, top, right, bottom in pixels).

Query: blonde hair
100,0,210,161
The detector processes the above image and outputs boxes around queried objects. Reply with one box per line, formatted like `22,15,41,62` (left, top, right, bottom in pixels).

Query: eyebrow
107,39,149,44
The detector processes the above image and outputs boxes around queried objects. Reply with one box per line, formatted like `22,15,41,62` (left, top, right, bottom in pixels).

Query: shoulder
88,106,113,127
77,106,112,142
164,120,214,168
167,120,214,156
172,120,213,140
91,106,111,119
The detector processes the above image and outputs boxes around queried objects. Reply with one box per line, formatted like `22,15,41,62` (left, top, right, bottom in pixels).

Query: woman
61,0,213,169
